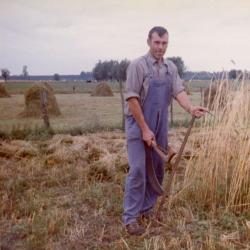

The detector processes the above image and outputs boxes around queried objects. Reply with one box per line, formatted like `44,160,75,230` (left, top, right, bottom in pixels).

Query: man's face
147,32,169,61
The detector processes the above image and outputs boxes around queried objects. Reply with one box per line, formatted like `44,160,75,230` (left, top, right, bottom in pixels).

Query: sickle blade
145,144,164,196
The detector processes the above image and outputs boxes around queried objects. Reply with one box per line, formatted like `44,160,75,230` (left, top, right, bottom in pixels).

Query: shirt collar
146,52,169,73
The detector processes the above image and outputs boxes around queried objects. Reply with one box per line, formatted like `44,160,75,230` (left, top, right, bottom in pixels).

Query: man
123,26,207,236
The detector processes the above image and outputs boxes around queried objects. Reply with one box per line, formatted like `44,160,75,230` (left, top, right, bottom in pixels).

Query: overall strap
143,55,154,79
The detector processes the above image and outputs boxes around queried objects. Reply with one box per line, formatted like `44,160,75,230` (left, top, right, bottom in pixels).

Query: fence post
40,90,50,129
119,80,125,130
200,87,203,106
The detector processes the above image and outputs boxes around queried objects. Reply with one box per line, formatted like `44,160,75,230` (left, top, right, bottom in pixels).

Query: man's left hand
188,106,209,118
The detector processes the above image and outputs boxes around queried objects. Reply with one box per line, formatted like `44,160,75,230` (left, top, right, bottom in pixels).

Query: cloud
0,0,249,74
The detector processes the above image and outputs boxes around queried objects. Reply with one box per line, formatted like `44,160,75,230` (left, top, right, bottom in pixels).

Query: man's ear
147,38,150,46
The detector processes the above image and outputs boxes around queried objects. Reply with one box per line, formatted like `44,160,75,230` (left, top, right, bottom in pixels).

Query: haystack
0,83,10,98
19,82,61,117
203,82,227,109
91,82,113,96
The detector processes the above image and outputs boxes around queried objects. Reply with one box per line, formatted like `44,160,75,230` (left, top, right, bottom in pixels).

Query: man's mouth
156,52,163,56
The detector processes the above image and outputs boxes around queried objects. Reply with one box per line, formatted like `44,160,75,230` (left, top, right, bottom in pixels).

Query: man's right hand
142,128,155,147
127,98,156,146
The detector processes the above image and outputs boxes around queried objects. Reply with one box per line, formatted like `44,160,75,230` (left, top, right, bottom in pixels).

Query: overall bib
123,56,173,225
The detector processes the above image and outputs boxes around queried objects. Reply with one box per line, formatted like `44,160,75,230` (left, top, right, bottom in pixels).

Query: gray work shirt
124,52,185,116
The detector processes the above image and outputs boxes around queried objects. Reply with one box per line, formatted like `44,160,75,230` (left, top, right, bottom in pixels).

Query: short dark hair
148,26,168,39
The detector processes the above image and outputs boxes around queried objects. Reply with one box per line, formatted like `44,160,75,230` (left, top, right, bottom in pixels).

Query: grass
2,80,122,95
0,128,249,249
0,93,123,138
0,90,202,140
0,78,249,249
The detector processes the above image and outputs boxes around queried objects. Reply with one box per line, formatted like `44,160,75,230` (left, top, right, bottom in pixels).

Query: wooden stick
156,116,196,219
40,90,50,129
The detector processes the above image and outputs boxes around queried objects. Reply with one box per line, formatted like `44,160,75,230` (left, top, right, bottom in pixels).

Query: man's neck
148,51,163,64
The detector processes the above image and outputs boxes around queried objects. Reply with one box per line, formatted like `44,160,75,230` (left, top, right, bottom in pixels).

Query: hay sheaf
44,133,127,170
0,83,10,98
91,82,113,97
0,140,38,159
19,82,61,117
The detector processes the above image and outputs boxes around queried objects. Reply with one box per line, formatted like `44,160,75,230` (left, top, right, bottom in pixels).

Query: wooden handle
151,141,168,162
156,116,196,219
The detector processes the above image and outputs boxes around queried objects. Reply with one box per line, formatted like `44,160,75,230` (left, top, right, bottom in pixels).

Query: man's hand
176,92,210,118
127,98,155,146
188,106,209,118
142,127,155,147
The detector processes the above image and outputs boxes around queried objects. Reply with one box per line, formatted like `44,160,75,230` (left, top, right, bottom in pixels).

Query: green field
3,80,211,94
0,93,121,133
0,81,204,138
2,81,122,94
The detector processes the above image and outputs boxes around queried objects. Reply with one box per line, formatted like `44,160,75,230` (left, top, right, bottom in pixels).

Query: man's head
147,26,169,61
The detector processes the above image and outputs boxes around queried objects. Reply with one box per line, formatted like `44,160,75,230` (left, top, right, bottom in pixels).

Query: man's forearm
176,91,208,118
175,91,193,113
127,98,149,131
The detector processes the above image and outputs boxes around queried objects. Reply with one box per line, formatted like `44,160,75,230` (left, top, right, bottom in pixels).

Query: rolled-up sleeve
124,60,143,101
172,65,185,98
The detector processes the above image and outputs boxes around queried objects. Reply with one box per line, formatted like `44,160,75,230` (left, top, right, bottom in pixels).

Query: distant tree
93,59,130,82
168,56,186,77
229,69,237,79
1,69,10,82
229,69,243,80
101,60,117,80
113,59,130,82
53,73,60,81
93,61,105,81
92,59,130,130
107,60,118,80
22,65,29,79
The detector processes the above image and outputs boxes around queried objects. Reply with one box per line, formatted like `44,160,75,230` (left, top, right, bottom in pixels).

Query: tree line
92,57,186,82
1,58,248,82
92,59,130,82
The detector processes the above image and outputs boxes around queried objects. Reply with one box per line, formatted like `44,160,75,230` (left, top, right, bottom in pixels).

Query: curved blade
145,144,164,196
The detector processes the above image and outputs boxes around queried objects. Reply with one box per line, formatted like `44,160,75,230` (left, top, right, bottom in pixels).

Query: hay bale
203,82,227,110
19,82,61,117
91,82,113,96
0,83,10,98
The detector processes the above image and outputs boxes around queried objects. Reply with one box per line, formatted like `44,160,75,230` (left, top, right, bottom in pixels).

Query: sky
0,0,249,75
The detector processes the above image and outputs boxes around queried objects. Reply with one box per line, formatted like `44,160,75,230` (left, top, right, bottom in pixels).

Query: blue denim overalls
123,56,173,225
